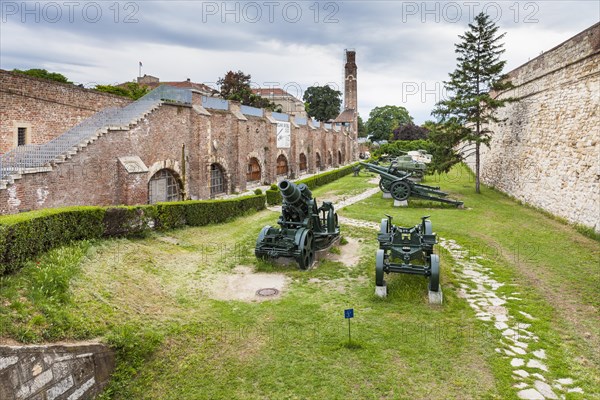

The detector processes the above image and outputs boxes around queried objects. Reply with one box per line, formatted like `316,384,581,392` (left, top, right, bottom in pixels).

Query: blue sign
344,309,354,319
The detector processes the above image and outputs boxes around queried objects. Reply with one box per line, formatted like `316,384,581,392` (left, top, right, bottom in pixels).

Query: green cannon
375,215,441,300
360,161,463,207
255,180,340,269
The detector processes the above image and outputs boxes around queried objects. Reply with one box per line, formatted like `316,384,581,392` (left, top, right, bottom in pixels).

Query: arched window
276,154,288,176
338,150,343,165
315,152,321,170
210,163,226,196
247,157,261,183
299,153,307,173
148,169,181,204
327,151,333,166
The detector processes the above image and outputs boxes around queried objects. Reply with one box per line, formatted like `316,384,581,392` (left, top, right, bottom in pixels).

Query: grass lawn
0,166,597,399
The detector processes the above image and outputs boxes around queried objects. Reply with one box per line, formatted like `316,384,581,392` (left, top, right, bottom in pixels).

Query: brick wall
465,23,600,232
0,342,114,400
0,70,131,154
0,97,354,214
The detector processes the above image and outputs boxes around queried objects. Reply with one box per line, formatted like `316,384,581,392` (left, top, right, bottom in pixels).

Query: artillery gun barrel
279,180,312,205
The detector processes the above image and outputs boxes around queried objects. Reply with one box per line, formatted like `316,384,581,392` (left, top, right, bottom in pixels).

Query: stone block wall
466,23,599,232
0,342,114,400
0,70,131,155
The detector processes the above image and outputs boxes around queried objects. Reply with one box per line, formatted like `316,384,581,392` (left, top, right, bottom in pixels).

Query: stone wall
0,342,114,400
0,70,131,155
466,23,599,232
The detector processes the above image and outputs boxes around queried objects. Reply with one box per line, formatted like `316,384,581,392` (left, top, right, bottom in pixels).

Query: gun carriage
376,214,440,294
360,161,463,207
255,180,340,269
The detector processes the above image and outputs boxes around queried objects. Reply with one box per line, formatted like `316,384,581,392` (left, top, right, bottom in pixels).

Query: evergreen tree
432,12,515,193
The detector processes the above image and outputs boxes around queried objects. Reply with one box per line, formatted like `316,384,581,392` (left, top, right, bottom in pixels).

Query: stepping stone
513,369,529,378
519,311,535,320
517,388,544,400
568,388,584,394
514,382,529,389
511,358,525,367
533,349,546,359
534,381,558,399
527,359,548,371
532,373,545,381
509,345,527,355
495,321,509,330
556,378,573,385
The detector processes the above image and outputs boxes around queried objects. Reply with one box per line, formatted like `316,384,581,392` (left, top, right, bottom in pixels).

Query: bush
266,190,282,205
0,207,105,275
254,188,263,195
0,195,265,276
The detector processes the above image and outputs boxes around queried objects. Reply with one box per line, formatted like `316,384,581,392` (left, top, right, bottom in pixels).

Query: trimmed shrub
0,207,105,275
266,189,282,206
254,188,263,195
0,195,265,276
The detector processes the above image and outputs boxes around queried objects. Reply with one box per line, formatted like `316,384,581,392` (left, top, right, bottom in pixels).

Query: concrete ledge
375,284,387,298
428,288,443,305
393,199,408,207
382,192,392,199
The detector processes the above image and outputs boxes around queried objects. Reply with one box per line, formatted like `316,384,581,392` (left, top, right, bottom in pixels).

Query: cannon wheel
255,225,271,259
379,178,392,193
428,254,440,292
423,219,432,235
390,180,411,201
297,229,315,270
380,218,390,234
375,249,386,286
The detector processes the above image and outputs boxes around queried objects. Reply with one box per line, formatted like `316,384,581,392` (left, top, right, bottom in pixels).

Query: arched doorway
327,151,333,166
338,150,343,165
148,169,182,204
276,154,288,176
299,153,307,173
247,157,261,183
315,152,321,170
210,163,226,197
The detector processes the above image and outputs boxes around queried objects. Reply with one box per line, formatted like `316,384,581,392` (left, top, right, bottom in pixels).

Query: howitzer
360,161,463,207
375,214,441,299
255,180,340,269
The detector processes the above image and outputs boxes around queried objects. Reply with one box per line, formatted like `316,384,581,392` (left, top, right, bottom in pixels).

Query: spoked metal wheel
255,225,271,259
390,180,411,201
428,254,440,292
379,178,393,193
296,229,315,270
375,249,386,286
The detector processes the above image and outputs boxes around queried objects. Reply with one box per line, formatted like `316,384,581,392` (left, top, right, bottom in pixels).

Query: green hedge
266,189,282,206
297,164,356,189
0,207,106,275
0,195,265,276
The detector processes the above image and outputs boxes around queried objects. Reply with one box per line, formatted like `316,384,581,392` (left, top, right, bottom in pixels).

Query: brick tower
335,50,358,159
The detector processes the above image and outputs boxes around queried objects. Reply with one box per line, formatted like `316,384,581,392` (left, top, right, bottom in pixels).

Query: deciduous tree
366,105,412,141
302,85,342,122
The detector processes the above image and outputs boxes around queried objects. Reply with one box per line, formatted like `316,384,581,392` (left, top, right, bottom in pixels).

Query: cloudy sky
1,1,598,123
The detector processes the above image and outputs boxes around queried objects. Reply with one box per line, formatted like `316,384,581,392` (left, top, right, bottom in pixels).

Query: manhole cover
256,288,279,297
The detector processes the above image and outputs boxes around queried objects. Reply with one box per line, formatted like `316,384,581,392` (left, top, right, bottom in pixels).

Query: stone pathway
439,239,583,400
337,215,585,399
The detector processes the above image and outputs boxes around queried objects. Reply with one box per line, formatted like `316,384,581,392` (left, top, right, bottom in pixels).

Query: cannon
375,215,441,299
255,180,340,269
360,161,463,207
